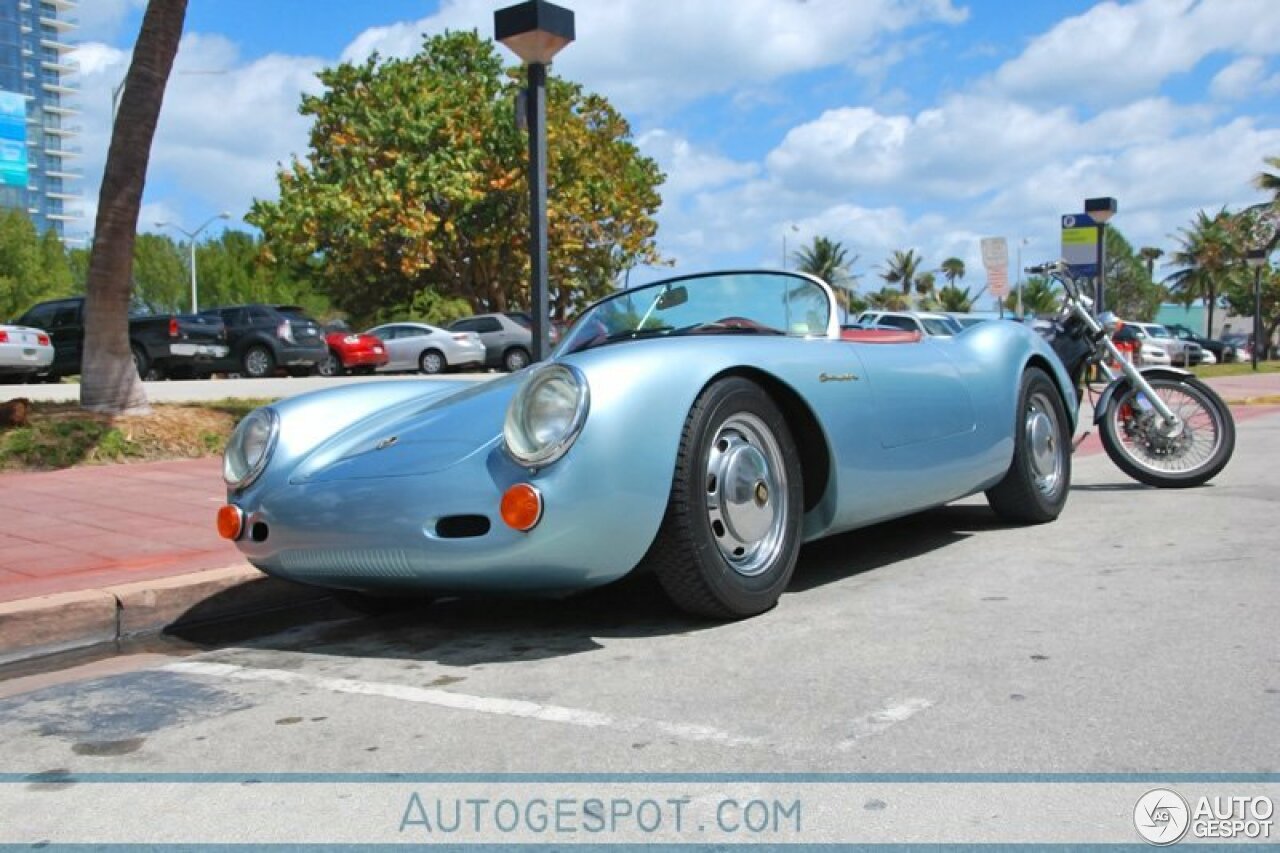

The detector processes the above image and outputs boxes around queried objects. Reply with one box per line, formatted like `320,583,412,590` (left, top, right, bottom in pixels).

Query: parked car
1112,324,1172,367
317,326,389,377
1220,333,1253,363
946,313,993,330
218,269,1075,620
15,296,228,381
0,323,53,381
1126,321,1202,366
364,322,485,375
200,304,328,378
853,310,964,336
1165,324,1234,363
448,312,558,371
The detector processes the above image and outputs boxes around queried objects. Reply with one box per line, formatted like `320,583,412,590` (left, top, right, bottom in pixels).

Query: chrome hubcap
246,350,269,376
705,413,788,577
1026,391,1062,496
424,353,442,372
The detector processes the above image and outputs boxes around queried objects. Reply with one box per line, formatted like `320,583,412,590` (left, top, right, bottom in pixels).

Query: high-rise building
0,0,79,242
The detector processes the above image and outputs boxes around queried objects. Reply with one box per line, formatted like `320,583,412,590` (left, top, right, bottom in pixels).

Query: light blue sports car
218,270,1076,619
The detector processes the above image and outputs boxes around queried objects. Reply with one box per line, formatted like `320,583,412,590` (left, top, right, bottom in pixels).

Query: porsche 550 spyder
218,270,1076,619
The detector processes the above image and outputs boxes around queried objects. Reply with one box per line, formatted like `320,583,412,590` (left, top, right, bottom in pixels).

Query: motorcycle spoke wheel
1110,385,1222,474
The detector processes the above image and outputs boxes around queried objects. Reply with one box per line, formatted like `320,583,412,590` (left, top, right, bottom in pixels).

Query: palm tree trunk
80,0,188,414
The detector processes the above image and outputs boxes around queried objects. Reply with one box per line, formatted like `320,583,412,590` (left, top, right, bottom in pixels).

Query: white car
0,323,54,382
854,311,964,336
364,322,486,374
1128,321,1202,366
1138,341,1171,367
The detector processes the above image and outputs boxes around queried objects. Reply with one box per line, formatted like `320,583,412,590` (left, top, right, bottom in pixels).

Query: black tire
131,345,149,380
317,350,343,377
640,377,803,619
1099,375,1234,488
986,367,1071,523
333,589,432,616
419,348,447,375
242,345,275,379
502,347,530,372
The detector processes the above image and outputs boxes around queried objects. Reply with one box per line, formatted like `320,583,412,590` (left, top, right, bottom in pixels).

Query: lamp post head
495,0,575,65
1085,196,1118,224
1247,248,1267,269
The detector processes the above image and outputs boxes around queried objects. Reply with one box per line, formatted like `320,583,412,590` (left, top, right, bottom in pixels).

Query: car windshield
920,317,957,336
557,272,831,356
1145,324,1171,337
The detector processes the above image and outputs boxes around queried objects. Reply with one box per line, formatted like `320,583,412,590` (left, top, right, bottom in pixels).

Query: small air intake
434,515,491,539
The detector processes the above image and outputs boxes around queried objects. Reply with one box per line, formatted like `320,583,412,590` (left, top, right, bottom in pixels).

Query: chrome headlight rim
223,407,280,491
503,362,590,469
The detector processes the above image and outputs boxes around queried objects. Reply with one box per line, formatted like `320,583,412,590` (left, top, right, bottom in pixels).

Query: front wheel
242,345,275,379
640,377,803,619
502,347,530,372
986,367,1072,523
419,349,446,375
317,351,343,377
1099,376,1234,488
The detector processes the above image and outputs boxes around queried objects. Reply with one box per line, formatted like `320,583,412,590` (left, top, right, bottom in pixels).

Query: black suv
200,304,328,378
1165,324,1235,363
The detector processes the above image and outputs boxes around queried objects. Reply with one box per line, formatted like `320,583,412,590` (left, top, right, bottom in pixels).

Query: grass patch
0,397,275,471
1192,361,1280,378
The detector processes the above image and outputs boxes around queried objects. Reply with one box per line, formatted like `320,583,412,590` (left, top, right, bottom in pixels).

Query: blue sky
75,1,1280,306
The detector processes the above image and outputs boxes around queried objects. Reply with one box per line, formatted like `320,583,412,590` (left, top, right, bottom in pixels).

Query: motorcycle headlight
503,363,589,468
223,408,280,489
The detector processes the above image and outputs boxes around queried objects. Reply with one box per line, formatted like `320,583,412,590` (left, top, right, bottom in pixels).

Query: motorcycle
1025,260,1235,488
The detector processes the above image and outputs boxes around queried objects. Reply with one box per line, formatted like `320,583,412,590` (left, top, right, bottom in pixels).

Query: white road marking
164,660,762,748
836,698,935,750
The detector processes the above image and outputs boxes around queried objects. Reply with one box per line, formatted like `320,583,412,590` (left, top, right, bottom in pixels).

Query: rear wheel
242,345,274,379
317,350,343,377
502,347,530,372
642,377,803,619
986,367,1071,523
419,349,446,375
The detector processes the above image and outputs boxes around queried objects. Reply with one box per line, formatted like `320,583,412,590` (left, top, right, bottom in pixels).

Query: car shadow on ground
166,504,1008,667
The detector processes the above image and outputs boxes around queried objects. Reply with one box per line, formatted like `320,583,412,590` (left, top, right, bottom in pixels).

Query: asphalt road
1,411,1277,844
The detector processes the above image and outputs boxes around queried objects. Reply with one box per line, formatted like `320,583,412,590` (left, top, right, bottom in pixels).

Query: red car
318,329,389,376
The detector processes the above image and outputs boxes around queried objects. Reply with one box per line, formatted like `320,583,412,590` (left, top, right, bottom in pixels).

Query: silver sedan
364,322,486,374
0,323,54,381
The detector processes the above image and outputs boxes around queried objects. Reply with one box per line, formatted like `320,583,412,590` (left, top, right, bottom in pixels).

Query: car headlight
223,408,280,489
503,363,589,468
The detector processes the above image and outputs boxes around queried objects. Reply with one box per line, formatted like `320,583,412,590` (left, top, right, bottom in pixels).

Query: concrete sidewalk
1,370,1278,666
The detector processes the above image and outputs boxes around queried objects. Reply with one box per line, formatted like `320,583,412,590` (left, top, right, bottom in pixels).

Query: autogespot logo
1135,789,1191,845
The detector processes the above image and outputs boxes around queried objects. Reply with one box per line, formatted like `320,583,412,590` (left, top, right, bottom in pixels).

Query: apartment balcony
39,14,79,31
41,58,79,75
39,36,75,53
45,190,80,202
44,144,80,158
46,211,83,222
41,79,78,96
42,103,80,116
45,0,79,10
45,167,83,180
42,124,80,137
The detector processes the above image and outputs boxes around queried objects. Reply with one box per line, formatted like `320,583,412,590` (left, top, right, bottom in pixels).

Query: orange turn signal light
500,483,543,531
216,504,244,540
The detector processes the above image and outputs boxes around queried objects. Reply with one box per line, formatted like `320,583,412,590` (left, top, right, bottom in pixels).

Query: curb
0,564,328,667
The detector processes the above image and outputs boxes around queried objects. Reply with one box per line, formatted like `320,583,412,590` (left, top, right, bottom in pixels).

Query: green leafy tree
1102,227,1164,321
880,248,922,296
249,31,664,326
867,287,909,311
0,211,73,320
1166,209,1237,334
131,232,188,312
1002,276,1059,316
937,284,975,312
81,0,187,413
793,235,857,313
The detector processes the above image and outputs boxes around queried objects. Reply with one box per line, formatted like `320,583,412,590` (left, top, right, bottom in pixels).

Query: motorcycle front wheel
1099,375,1235,488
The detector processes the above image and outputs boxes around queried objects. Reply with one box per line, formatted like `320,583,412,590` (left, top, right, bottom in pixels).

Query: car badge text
819,372,859,383
375,436,399,450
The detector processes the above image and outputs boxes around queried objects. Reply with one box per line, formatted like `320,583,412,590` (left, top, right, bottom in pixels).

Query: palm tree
880,249,922,296
940,257,965,289
1255,156,1280,200
794,236,858,311
80,0,188,413
1165,209,1235,336
937,284,974,312
1138,246,1163,281
1002,276,1058,316
867,287,909,311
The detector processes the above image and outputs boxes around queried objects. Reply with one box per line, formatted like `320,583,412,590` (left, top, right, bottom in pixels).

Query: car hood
286,374,520,484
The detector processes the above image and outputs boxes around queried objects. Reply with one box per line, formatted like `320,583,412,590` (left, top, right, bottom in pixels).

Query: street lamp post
1247,247,1267,371
781,223,798,269
495,0,575,364
1016,237,1031,318
156,212,231,313
1085,197,1117,312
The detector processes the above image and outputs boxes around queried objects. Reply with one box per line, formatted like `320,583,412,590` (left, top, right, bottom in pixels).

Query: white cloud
991,0,1280,106
636,130,759,199
75,0,147,43
1209,56,1280,100
341,0,967,115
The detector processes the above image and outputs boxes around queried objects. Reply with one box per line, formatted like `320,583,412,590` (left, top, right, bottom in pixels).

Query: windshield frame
555,269,838,358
